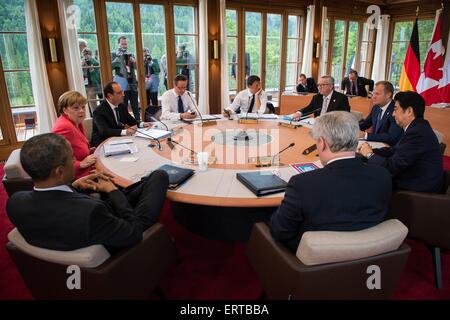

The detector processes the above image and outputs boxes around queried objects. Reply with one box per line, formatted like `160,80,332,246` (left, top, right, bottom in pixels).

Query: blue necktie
374,107,383,133
178,95,184,113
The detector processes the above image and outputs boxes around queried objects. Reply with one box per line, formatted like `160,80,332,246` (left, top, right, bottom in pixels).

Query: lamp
48,38,58,62
313,42,320,59
212,39,219,60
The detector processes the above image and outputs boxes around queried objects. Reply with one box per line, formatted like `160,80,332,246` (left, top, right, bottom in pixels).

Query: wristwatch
366,152,374,159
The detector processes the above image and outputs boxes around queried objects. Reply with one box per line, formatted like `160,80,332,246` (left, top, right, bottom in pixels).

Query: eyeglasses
113,90,124,95
317,83,331,88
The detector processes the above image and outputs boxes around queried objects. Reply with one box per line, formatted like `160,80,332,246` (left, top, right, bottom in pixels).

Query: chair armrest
388,191,450,249
96,223,176,273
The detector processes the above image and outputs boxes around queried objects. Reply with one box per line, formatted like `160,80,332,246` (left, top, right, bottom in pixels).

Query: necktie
248,94,255,113
351,81,357,95
374,107,383,133
114,108,121,126
320,97,328,116
178,95,184,113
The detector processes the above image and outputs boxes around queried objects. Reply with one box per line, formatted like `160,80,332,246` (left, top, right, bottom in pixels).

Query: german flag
399,19,421,91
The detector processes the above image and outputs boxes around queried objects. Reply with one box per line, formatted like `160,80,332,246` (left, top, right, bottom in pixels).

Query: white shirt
34,185,73,192
379,101,391,119
364,101,392,139
106,99,145,136
319,91,333,116
326,155,355,166
226,89,267,114
161,89,198,120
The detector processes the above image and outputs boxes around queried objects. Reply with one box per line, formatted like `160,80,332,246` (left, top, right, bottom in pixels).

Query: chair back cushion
8,228,110,268
296,219,408,266
83,117,93,142
4,149,31,180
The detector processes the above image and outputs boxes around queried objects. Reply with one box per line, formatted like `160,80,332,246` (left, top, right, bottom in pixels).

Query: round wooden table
96,117,320,240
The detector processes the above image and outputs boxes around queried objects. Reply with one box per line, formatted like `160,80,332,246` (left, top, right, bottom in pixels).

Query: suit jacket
299,90,350,117
369,118,443,193
341,76,374,97
296,78,318,93
7,189,146,251
52,115,92,179
91,99,138,146
270,158,392,253
359,100,403,145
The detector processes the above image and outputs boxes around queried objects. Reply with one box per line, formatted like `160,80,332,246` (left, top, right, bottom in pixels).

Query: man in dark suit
341,69,374,97
296,74,318,93
359,81,403,145
270,111,392,253
292,75,350,120
91,81,152,147
7,133,169,252
360,91,443,193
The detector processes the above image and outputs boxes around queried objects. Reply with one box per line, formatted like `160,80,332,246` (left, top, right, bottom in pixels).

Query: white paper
107,139,134,145
134,128,172,140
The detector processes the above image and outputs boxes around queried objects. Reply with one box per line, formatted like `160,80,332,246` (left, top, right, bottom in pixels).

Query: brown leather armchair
2,148,33,197
7,223,178,299
388,170,450,289
247,222,410,300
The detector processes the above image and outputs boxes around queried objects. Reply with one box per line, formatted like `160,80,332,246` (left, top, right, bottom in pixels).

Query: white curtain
58,0,86,95
198,0,209,114
371,15,390,82
318,6,327,77
25,0,57,133
301,5,315,76
219,0,229,111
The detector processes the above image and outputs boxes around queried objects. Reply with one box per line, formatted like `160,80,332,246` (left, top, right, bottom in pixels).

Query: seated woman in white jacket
224,75,267,116
161,74,198,121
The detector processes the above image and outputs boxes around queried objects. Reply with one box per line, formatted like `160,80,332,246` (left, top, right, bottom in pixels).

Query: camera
145,54,152,62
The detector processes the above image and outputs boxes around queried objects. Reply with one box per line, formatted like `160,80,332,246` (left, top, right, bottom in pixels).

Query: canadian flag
416,11,444,105
439,19,450,103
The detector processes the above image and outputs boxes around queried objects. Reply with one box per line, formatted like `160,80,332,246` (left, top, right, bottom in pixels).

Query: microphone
150,116,171,132
167,137,197,155
298,106,322,119
128,126,163,151
187,91,217,127
251,142,295,167
187,91,202,123
272,142,295,164
302,144,317,155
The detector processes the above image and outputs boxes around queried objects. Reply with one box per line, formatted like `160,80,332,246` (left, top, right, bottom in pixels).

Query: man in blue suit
271,111,392,253
360,91,443,193
359,81,403,145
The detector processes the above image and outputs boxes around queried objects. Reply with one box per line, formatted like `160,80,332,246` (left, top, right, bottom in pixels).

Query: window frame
226,2,305,102
326,16,365,87
386,16,436,90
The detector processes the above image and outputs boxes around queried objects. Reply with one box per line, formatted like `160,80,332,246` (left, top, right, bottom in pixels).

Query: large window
388,19,434,89
0,0,36,142
140,3,167,105
359,23,375,78
174,5,198,96
245,12,262,80
285,15,304,91
75,0,104,115
265,13,282,101
226,9,238,94
329,19,362,87
228,7,305,106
